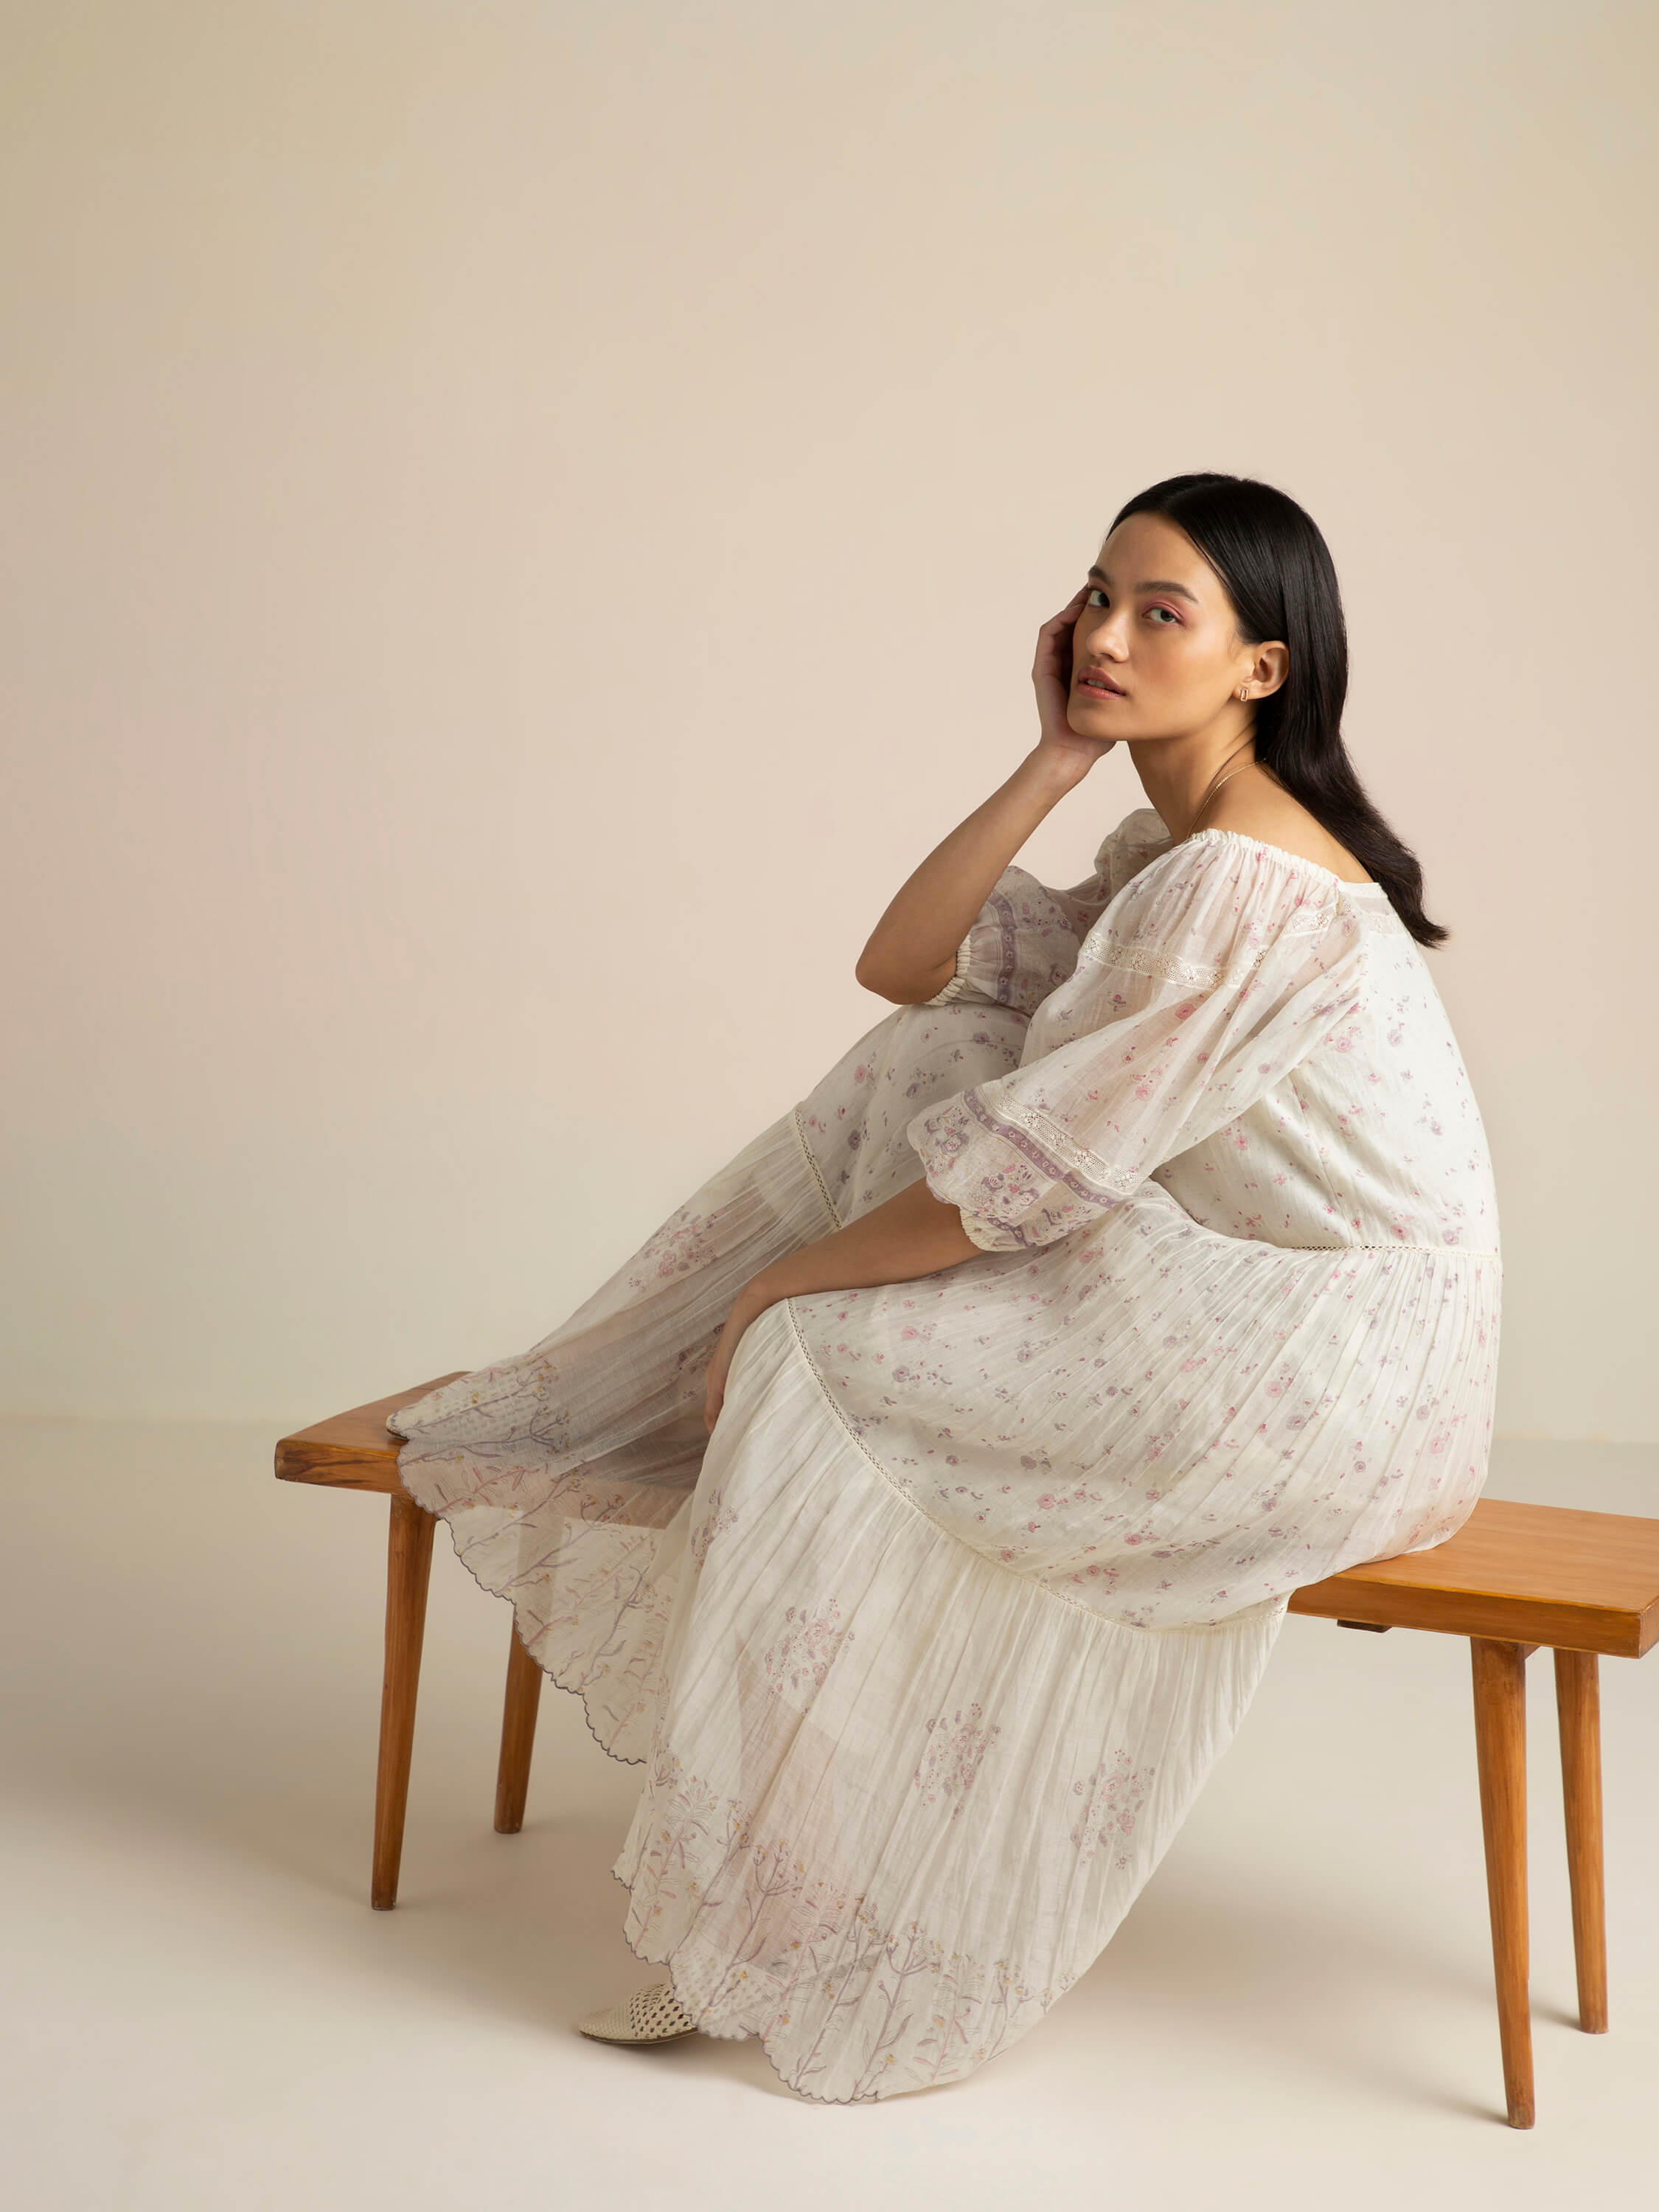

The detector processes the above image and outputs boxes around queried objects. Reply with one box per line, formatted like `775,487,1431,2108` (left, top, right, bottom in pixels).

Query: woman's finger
1040,589,1089,633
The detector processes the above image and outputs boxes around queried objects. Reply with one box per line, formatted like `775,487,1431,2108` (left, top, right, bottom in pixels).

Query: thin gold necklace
1185,741,1260,840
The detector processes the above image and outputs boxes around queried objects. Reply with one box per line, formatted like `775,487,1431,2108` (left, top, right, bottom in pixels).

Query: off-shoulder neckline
1164,825,1384,894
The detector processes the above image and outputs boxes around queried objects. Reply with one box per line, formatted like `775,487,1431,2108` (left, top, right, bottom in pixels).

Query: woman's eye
1086,587,1179,624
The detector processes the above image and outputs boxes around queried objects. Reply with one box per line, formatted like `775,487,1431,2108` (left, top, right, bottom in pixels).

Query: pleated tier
793,1173,1501,1628
387,1093,1498,2100
605,1298,1285,2101
389,1110,832,1757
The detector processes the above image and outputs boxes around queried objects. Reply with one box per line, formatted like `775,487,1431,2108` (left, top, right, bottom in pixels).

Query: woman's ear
1251,641,1290,699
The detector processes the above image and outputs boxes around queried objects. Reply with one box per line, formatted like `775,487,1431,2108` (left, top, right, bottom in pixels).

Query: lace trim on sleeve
1078,877,1351,988
962,1088,1143,1203
1283,900,1338,937
1084,939,1225,991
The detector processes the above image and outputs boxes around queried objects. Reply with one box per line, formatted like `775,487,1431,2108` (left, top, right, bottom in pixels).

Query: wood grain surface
276,1384,1659,1658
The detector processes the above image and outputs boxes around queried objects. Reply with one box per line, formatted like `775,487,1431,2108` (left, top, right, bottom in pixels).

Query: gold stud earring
1238,684,1250,704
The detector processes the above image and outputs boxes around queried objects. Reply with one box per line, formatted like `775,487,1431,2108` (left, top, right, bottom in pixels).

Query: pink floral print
388,805,1500,2103
1071,1752,1156,1869
762,1599,854,1697
912,1703,1002,1814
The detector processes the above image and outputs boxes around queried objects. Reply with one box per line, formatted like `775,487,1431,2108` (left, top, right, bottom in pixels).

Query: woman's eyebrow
1087,565,1199,605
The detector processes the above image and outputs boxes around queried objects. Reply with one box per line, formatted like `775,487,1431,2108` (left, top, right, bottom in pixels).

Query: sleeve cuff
922,932,976,1007
954,1203,1023,1253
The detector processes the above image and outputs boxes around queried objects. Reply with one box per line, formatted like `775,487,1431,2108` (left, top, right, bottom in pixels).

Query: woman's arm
703,1178,980,1432
853,586,1116,1005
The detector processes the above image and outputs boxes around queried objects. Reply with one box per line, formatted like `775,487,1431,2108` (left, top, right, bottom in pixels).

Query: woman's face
1067,511,1284,742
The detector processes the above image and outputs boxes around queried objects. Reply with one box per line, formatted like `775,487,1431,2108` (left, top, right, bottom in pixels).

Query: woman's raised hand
1031,586,1116,785
854,586,1119,1005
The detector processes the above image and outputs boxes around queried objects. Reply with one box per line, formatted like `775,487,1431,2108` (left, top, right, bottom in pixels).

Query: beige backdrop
3,0,1653,1439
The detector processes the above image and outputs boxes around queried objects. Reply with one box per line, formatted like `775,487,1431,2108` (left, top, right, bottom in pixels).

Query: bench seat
276,1379,1659,2128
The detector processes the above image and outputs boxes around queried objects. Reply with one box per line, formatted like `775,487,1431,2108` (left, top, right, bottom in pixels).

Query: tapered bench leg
372,1492,437,1909
1554,1648,1608,2034
495,1623,544,1834
1471,1637,1534,2127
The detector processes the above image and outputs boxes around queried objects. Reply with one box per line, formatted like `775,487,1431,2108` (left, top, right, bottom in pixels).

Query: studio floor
3,1420,1655,2212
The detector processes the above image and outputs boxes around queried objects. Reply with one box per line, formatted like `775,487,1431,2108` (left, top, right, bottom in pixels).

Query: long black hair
1108,472,1447,947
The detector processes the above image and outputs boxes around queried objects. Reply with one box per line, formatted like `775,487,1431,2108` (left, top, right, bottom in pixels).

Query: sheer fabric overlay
388,806,1500,2102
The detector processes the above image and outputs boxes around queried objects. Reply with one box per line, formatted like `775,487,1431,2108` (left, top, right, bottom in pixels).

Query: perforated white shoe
574,1980,699,2045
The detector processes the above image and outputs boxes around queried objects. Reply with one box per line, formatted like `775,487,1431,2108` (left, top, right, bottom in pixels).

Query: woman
387,473,1500,2104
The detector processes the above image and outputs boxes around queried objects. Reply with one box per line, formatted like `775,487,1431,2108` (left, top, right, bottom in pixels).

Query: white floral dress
388,806,1501,2104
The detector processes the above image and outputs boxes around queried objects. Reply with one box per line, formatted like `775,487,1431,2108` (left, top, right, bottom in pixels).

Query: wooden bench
275,1376,1659,2128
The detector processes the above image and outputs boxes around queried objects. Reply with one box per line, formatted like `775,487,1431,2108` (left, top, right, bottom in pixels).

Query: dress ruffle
389,1113,830,1759
395,1275,1285,2102
386,814,1500,2101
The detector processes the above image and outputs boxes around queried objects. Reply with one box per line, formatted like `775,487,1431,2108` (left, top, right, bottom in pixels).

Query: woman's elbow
854,948,902,1001
855,953,936,1005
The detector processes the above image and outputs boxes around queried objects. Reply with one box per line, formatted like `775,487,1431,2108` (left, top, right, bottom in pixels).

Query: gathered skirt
388,997,1498,2101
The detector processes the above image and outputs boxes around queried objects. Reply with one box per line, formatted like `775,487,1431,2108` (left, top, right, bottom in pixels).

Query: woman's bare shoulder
1206,776,1373,883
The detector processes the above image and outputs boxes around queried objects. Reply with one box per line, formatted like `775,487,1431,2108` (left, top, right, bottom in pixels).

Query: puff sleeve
925,805,1175,1018
924,864,1089,1015
909,834,1371,1251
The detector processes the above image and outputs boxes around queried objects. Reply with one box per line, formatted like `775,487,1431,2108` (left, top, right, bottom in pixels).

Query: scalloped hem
603,1867,990,2107
421,1498,649,1768
394,1298,1291,2103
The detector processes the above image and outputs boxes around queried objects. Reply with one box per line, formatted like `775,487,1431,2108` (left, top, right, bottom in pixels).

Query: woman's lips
1076,675,1126,698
